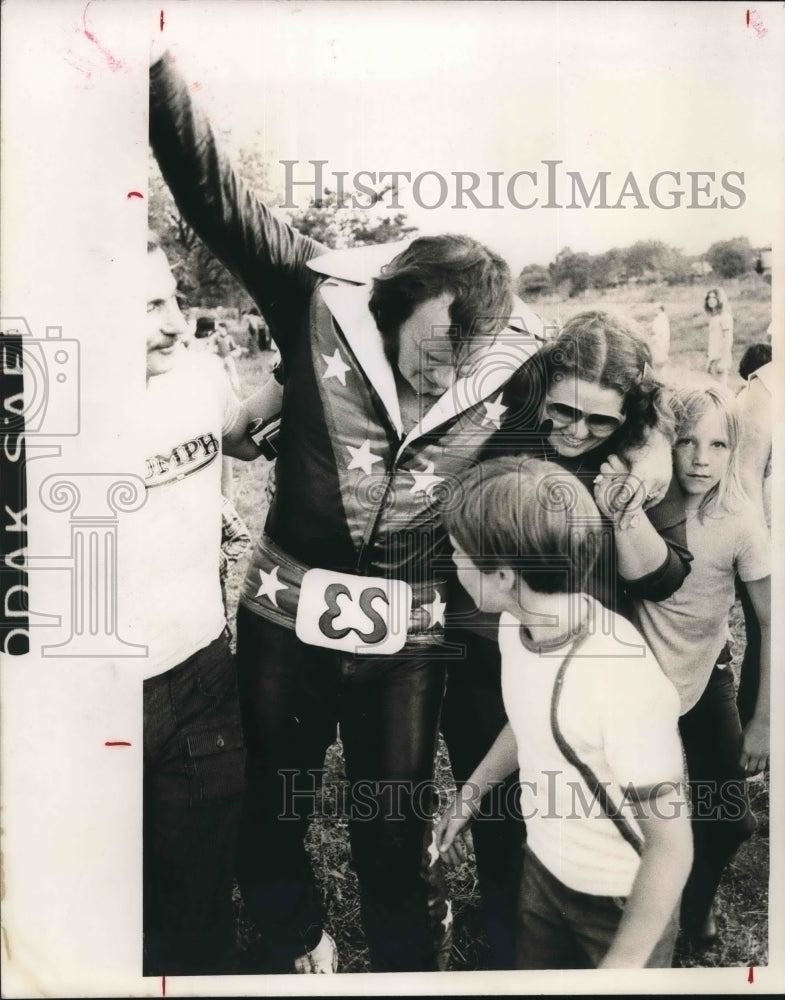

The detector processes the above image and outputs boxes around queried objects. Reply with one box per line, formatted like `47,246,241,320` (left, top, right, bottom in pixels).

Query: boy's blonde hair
670,383,746,519
443,456,603,594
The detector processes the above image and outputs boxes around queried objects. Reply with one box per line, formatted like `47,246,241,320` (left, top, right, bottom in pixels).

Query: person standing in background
705,288,733,385
649,303,671,377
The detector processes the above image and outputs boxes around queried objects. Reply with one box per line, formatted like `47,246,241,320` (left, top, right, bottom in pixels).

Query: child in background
435,456,691,969
704,289,734,384
631,383,770,948
649,303,671,376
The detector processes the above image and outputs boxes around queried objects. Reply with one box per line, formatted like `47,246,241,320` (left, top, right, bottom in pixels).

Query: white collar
311,240,545,445
319,279,542,447
318,280,405,436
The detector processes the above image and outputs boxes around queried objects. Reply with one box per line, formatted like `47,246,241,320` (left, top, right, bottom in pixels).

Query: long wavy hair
540,309,674,451
704,287,730,316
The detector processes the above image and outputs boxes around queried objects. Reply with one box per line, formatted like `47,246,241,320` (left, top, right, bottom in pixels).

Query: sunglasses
544,399,624,437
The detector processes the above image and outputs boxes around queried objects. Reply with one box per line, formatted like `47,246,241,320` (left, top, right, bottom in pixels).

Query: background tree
148,152,257,311
549,247,592,297
516,263,553,300
622,240,690,285
707,237,755,279
149,146,417,305
287,186,417,249
589,247,627,290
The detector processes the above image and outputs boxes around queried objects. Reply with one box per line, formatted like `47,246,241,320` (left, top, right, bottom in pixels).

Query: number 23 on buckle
295,569,413,655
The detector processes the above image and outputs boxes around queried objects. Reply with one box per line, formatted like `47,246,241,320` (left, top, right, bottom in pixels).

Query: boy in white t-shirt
435,456,692,969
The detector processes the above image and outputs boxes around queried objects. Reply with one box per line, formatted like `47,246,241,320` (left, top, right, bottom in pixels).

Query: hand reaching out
434,803,475,867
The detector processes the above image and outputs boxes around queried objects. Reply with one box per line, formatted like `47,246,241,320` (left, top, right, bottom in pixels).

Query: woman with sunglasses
440,309,692,969
532,310,690,606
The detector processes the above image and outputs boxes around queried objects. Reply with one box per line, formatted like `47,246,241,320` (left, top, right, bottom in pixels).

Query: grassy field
224,274,771,972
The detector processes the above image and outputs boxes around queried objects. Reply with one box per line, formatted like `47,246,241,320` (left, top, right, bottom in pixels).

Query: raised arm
149,50,327,349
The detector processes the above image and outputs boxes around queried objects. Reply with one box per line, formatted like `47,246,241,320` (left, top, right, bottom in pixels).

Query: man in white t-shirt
435,456,692,968
138,234,262,975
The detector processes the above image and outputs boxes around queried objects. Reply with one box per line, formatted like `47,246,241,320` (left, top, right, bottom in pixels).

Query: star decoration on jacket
321,348,351,386
347,439,383,476
482,392,508,430
420,590,447,629
254,565,288,607
408,460,445,498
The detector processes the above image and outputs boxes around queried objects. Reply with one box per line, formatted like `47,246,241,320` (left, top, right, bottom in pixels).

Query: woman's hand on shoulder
594,454,647,528
620,427,673,509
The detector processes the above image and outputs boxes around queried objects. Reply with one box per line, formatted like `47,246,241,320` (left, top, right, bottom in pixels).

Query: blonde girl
632,382,770,948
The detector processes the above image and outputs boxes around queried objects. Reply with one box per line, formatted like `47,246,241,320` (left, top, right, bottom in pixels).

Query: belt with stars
239,533,449,650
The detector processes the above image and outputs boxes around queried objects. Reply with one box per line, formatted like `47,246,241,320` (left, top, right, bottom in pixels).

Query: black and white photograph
1,1,783,995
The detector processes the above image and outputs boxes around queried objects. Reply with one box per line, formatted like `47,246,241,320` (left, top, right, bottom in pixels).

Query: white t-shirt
124,350,243,678
500,598,683,897
632,504,769,714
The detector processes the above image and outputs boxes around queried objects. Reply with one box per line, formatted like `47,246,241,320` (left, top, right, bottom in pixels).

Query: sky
161,1,785,273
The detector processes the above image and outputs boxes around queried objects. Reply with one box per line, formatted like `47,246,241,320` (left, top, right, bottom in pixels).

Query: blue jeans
143,631,246,975
516,845,679,969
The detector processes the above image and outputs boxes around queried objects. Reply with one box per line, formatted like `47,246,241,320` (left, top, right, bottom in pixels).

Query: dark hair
738,342,772,380
194,316,216,338
443,455,602,594
147,229,161,254
704,287,729,315
368,235,513,365
540,309,674,450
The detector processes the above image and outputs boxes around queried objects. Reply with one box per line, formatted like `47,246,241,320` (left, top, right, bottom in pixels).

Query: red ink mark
747,9,768,37
748,966,754,984
83,2,125,72
160,10,165,32
162,975,166,996
105,741,132,747
127,191,144,200
65,50,93,80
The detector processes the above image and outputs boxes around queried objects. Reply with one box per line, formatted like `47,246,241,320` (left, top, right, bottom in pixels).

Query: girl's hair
670,382,745,519
540,309,674,450
704,287,729,315
442,455,603,594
